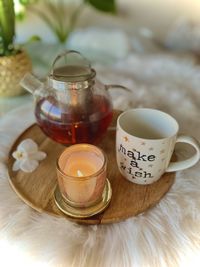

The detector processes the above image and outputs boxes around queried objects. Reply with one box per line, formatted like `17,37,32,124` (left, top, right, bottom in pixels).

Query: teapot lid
48,50,96,91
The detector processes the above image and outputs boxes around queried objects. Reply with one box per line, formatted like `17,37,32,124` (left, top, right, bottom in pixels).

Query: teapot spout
20,73,43,95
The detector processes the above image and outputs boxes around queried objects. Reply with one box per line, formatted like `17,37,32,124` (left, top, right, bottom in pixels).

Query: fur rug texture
0,53,200,267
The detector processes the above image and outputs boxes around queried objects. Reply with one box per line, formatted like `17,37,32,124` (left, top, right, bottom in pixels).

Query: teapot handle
105,84,131,92
50,50,91,76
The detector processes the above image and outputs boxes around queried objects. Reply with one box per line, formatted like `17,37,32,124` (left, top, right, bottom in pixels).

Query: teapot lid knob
49,50,95,84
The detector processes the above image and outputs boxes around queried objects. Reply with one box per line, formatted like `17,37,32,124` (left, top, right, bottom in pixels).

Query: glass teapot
21,50,129,145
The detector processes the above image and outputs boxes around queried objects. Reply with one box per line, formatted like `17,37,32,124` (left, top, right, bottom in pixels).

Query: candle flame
77,170,84,177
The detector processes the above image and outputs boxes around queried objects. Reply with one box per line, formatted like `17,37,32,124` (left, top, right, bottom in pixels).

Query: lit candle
56,144,107,208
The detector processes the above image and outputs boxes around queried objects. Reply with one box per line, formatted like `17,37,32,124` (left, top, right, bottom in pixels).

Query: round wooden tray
7,111,175,225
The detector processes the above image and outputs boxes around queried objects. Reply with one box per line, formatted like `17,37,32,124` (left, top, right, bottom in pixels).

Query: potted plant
0,0,32,97
20,0,116,44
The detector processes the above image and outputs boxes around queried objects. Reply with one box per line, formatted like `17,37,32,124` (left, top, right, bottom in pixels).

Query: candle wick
77,170,84,177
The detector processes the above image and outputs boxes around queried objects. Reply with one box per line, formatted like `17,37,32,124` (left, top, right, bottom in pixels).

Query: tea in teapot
21,50,128,145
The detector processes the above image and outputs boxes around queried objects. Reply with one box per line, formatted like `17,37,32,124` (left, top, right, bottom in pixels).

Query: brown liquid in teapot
35,95,113,145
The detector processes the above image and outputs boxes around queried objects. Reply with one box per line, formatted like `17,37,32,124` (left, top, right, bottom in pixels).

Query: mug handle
166,135,200,172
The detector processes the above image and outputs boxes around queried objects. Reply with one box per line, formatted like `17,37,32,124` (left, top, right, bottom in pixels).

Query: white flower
12,139,46,173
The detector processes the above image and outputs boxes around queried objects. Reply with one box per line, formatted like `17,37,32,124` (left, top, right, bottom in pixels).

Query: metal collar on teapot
48,50,96,91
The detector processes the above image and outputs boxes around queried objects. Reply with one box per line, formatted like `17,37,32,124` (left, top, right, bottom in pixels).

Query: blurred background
1,0,200,113
16,0,200,43
13,0,200,73
0,0,198,69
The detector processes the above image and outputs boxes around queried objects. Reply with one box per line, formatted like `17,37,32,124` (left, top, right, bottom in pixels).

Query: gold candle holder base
54,179,112,218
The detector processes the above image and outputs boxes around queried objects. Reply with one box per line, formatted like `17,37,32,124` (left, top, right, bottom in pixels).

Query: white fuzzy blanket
0,53,200,267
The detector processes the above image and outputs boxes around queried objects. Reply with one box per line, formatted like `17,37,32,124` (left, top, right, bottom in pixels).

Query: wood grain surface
7,111,175,224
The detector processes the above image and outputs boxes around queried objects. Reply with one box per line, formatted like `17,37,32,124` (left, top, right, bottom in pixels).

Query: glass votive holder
56,144,111,212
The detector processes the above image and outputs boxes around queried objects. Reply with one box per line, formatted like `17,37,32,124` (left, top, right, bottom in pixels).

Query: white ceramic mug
116,108,200,185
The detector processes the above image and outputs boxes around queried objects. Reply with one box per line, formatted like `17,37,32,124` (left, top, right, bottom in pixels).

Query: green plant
0,0,16,56
21,0,116,44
